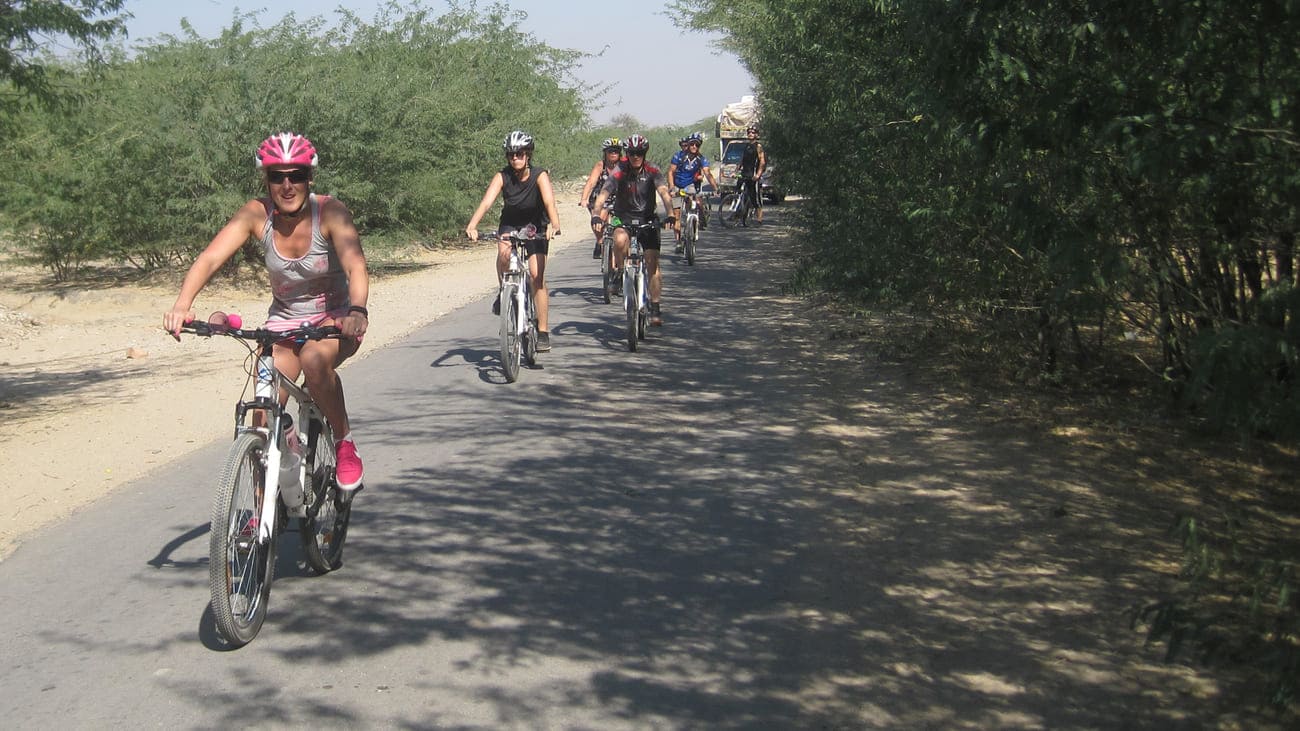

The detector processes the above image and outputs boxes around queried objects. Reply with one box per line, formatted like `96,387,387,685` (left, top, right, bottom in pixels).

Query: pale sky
119,0,756,127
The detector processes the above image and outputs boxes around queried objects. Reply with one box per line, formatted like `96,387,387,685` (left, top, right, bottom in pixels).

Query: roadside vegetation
5,0,1294,719
673,0,1299,713
0,1,701,279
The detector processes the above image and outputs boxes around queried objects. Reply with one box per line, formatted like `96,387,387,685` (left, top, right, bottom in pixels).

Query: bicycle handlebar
475,229,547,243
180,317,343,346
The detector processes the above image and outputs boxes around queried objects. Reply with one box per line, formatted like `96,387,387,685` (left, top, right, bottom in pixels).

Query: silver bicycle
674,187,702,265
181,313,354,648
619,221,664,352
494,228,544,382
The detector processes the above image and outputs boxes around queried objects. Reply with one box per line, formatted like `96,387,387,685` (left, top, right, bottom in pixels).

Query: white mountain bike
493,227,544,382
674,187,702,265
617,220,666,352
181,313,354,648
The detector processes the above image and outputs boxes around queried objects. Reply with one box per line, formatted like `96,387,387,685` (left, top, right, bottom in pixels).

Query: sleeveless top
587,163,615,205
259,193,350,325
741,142,762,177
499,165,550,233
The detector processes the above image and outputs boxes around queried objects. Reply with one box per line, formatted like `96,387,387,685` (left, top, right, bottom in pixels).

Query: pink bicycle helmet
255,132,318,169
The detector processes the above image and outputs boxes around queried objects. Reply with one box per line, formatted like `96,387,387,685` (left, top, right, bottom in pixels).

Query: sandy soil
0,198,594,560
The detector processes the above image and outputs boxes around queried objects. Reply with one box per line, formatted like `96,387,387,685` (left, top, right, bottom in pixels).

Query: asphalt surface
0,204,1236,728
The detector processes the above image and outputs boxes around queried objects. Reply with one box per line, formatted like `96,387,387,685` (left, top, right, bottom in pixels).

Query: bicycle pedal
336,483,363,505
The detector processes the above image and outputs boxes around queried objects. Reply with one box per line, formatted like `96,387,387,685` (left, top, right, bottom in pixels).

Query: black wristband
348,305,369,317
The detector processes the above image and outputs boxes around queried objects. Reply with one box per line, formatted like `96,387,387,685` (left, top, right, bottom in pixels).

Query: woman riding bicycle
579,137,624,259
163,132,370,492
465,130,563,352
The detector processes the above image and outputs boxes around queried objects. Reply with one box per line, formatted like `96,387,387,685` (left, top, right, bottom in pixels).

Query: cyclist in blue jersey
667,132,718,251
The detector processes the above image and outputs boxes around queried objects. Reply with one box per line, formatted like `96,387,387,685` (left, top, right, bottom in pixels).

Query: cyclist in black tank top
465,130,563,351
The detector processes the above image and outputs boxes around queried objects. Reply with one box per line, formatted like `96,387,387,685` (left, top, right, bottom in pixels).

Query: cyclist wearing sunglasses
589,133,676,326
579,138,625,259
667,132,718,250
738,125,766,225
163,132,370,493
465,130,563,352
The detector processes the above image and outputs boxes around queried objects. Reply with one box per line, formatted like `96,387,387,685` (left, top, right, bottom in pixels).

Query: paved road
0,204,1229,728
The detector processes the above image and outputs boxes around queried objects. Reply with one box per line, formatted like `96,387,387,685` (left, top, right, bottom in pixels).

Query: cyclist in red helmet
589,133,677,326
163,132,370,493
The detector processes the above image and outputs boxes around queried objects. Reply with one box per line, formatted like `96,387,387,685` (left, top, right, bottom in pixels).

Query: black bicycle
719,177,757,228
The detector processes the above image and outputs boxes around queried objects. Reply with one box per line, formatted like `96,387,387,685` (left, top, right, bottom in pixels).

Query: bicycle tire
209,431,277,648
500,281,521,382
685,217,697,265
524,290,538,366
719,194,738,229
625,267,638,352
601,237,613,304
300,418,350,574
636,271,648,340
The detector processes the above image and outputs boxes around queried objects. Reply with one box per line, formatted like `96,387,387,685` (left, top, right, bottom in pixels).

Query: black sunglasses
266,169,311,184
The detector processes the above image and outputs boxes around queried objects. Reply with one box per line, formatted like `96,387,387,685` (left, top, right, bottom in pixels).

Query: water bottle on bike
279,415,305,507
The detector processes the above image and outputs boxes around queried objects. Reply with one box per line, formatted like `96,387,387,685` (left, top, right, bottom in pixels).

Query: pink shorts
264,307,351,335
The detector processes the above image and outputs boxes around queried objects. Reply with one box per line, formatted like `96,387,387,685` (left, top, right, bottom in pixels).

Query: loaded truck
714,95,784,204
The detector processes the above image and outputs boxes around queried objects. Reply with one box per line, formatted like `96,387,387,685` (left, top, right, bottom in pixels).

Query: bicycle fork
251,351,284,545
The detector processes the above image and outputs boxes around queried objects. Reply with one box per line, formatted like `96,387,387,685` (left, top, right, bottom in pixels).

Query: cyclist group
163,127,766,499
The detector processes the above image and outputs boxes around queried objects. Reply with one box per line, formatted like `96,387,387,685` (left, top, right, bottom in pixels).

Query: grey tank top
260,193,350,323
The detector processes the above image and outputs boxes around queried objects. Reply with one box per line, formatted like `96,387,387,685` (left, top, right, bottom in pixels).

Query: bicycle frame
624,236,647,316
185,319,341,544
503,240,532,338
235,348,312,541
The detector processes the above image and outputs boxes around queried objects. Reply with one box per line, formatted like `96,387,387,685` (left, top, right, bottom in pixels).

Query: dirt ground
0,196,597,561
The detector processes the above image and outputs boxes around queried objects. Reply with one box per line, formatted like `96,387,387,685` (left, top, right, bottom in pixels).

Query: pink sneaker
335,439,364,491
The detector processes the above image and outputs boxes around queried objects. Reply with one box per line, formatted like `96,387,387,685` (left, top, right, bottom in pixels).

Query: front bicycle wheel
209,431,277,648
718,193,738,229
499,282,521,382
300,418,350,574
685,217,698,265
624,268,638,352
601,238,613,304
523,291,538,366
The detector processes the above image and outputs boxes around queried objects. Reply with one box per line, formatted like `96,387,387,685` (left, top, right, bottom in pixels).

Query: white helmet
503,130,535,154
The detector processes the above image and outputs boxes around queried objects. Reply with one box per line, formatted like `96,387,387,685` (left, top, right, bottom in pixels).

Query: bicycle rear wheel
209,431,277,648
685,217,697,265
499,281,521,382
601,237,613,304
718,194,738,229
625,267,638,352
524,291,538,366
300,418,350,574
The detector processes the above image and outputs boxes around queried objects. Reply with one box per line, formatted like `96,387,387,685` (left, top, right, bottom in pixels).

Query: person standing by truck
739,125,766,225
